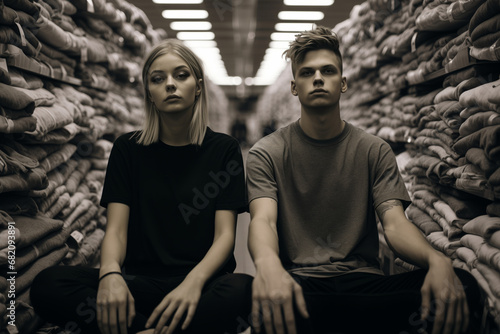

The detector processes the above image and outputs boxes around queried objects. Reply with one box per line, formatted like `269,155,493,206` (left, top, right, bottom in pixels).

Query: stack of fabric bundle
0,0,162,333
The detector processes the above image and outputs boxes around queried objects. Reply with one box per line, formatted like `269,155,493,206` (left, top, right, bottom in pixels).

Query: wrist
428,252,451,268
254,255,283,270
99,271,122,281
185,272,209,287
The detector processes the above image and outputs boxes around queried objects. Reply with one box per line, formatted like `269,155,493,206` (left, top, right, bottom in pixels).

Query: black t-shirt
100,128,247,276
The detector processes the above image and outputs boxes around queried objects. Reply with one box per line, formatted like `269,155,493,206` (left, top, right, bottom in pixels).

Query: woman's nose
166,76,176,91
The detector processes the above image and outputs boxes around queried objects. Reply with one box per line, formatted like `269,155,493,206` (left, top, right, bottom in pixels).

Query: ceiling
126,0,365,98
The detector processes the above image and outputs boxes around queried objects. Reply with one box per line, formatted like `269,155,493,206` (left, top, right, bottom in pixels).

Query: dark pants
256,269,481,334
30,266,253,334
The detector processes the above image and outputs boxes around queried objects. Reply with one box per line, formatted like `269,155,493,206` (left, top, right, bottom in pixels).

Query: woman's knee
219,273,253,297
31,266,97,306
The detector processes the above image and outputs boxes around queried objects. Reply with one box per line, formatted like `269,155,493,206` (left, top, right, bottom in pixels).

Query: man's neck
299,107,345,140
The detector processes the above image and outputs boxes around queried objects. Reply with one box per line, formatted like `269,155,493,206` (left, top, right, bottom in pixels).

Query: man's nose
313,70,324,85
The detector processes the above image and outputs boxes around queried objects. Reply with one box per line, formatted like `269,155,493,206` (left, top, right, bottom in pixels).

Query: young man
246,26,480,334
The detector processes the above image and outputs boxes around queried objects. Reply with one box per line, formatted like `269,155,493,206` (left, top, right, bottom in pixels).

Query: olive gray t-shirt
246,120,411,277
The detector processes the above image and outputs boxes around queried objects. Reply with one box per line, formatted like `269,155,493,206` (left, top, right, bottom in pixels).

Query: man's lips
311,89,328,94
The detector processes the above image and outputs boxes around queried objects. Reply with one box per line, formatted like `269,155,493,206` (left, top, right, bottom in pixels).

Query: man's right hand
251,263,309,334
96,273,136,334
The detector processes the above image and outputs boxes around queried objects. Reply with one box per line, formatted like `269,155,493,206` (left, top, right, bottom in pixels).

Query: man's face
291,49,347,110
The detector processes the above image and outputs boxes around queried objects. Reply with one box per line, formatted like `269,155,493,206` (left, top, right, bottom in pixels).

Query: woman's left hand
145,278,203,334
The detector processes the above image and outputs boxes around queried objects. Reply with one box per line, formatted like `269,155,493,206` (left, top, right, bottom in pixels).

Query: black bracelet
99,271,122,281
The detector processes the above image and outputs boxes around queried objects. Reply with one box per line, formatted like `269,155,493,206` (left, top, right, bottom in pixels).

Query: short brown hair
284,26,343,77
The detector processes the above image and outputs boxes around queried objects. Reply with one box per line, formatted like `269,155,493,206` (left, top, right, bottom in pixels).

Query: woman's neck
159,113,192,146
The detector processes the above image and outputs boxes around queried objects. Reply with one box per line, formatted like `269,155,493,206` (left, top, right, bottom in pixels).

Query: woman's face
147,52,201,116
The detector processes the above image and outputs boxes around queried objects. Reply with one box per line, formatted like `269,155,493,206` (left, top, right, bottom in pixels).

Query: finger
181,302,198,330
293,283,309,319
155,302,178,334
118,300,128,334
272,303,285,334
462,294,470,333
442,294,458,334
109,303,120,334
261,300,274,334
420,285,431,321
128,293,136,328
97,303,107,334
146,299,168,329
166,305,188,334
103,304,113,334
431,299,445,334
452,297,463,334
252,299,262,333
283,298,297,334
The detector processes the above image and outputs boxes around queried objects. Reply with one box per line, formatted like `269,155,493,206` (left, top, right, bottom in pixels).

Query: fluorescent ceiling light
193,49,221,60
212,76,242,86
278,11,324,20
275,23,314,32
177,32,215,40
162,10,208,19
153,0,202,3
270,32,297,41
170,21,212,30
269,41,290,49
183,40,217,48
284,0,334,5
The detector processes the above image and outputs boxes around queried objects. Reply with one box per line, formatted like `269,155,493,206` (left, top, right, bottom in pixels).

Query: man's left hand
420,255,469,334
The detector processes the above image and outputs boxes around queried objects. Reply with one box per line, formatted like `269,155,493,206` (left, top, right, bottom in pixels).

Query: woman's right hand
97,273,136,334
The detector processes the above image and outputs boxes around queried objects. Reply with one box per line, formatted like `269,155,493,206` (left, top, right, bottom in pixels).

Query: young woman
31,39,252,334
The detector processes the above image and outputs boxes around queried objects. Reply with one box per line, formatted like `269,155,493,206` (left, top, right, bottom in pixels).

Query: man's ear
341,77,347,93
291,80,298,96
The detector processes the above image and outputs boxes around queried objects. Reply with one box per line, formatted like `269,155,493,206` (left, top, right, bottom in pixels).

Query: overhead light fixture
269,41,290,49
162,10,209,19
278,11,325,20
192,47,221,59
170,21,212,30
284,0,334,5
176,32,215,40
153,0,203,3
275,23,314,31
270,32,297,41
183,40,217,48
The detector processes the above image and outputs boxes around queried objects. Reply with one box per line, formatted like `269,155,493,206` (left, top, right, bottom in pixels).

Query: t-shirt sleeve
100,135,133,208
215,139,248,213
246,140,278,204
372,142,411,210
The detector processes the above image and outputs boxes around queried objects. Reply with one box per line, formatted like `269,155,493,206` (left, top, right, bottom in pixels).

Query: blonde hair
284,26,343,78
137,39,208,146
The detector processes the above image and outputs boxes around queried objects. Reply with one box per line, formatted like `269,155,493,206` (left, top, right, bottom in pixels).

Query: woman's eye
176,72,190,79
150,76,163,84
